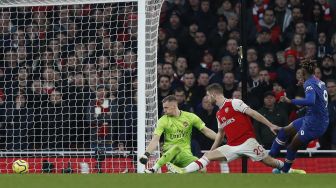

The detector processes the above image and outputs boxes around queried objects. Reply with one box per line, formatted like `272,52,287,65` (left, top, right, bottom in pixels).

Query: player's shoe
289,168,306,174
166,162,185,174
272,168,281,174
144,168,155,173
272,168,306,174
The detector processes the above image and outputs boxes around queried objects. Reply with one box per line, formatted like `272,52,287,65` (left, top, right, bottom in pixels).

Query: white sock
152,164,160,172
276,159,284,169
185,156,210,173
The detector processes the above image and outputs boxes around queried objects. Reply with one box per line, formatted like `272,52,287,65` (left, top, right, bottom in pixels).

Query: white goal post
0,0,162,173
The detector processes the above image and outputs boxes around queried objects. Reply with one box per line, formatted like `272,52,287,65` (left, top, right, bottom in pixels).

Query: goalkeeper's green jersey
154,111,205,152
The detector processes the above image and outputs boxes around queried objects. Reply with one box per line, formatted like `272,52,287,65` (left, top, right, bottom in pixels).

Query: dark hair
300,58,316,74
174,87,185,94
162,95,177,103
206,83,223,94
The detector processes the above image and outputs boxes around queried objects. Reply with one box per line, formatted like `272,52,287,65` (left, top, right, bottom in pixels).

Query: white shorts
216,138,268,162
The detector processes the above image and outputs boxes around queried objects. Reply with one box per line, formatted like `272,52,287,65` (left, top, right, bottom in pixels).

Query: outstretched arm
200,127,217,141
145,134,160,154
288,92,315,106
245,108,279,135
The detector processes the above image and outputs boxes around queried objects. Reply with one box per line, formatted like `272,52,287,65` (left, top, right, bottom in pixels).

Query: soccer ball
12,160,29,174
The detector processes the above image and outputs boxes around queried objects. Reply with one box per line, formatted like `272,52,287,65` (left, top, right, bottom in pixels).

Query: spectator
208,16,228,58
276,49,298,87
316,32,333,59
174,87,193,112
222,72,237,98
182,71,198,107
197,0,217,35
85,85,118,150
186,31,209,70
257,8,282,45
287,33,305,58
193,95,218,156
254,91,288,149
232,90,242,99
174,56,188,79
262,52,278,82
193,71,209,106
158,75,172,116
217,0,235,18
321,54,336,81
5,94,33,150
274,0,292,32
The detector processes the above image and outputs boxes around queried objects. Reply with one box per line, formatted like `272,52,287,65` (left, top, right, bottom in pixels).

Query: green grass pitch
0,174,334,188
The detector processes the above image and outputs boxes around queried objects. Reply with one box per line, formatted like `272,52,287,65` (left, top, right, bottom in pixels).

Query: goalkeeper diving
140,95,216,173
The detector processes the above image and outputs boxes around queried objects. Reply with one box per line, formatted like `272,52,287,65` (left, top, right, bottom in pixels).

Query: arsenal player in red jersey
167,83,304,173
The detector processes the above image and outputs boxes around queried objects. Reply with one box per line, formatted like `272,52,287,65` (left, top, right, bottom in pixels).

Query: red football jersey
216,99,256,146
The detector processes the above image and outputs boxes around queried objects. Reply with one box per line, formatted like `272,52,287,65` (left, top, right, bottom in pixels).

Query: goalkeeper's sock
269,128,287,157
184,156,210,173
154,145,181,171
282,148,296,173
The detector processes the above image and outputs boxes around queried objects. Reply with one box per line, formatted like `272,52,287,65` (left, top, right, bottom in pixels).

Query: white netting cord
143,0,162,168
0,1,162,173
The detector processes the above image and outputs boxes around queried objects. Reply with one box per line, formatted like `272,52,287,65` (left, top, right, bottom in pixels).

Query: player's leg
261,156,284,169
281,132,306,173
166,150,198,173
146,145,182,173
177,145,235,173
269,118,302,157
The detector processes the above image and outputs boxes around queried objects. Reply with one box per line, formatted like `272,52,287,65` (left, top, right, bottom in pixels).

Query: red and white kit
216,99,267,162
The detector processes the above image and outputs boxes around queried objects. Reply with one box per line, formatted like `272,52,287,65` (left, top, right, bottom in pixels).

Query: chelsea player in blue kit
270,59,329,174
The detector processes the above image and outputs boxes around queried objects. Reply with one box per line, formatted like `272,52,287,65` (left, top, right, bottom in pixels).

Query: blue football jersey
303,76,329,130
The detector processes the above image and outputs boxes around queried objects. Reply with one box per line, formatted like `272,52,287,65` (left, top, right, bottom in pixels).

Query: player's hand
139,152,150,165
279,96,291,103
270,124,280,135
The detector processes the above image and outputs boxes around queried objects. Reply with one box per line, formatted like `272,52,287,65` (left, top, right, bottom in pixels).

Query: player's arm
200,127,216,141
210,127,225,151
140,117,165,165
245,108,279,135
145,134,160,154
139,134,160,165
232,99,279,134
192,113,216,140
281,86,316,106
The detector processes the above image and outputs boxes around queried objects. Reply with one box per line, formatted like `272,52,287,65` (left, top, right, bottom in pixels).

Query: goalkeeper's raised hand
139,152,150,164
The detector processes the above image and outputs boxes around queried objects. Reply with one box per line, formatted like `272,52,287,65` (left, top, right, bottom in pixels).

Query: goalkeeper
140,95,217,173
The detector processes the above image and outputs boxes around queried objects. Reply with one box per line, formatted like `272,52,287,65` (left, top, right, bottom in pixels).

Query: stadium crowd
0,0,336,155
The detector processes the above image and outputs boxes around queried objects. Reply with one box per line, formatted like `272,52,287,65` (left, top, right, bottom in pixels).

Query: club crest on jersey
225,107,229,113
183,121,189,127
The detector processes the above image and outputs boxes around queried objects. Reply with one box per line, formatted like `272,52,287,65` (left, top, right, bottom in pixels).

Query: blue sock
282,148,297,173
269,128,287,157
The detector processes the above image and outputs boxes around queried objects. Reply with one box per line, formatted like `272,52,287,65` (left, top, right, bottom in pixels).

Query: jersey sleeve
232,99,249,113
191,113,206,131
153,116,166,136
291,82,316,106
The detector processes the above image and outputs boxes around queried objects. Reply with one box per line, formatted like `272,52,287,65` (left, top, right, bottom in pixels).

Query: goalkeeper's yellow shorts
170,150,198,168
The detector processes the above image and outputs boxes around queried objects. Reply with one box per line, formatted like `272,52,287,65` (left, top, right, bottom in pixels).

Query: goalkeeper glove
139,152,150,164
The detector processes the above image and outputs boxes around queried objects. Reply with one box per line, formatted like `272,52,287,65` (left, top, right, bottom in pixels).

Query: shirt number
323,90,328,108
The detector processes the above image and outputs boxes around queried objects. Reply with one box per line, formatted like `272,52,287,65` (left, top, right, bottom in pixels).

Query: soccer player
167,83,303,173
270,59,329,173
139,95,217,173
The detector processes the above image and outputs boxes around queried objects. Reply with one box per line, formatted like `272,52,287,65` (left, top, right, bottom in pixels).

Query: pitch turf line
0,174,334,188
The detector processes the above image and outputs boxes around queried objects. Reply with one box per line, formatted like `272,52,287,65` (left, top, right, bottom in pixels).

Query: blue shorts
292,118,327,144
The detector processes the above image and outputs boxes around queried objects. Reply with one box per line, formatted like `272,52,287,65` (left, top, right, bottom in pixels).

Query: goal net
0,0,162,173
